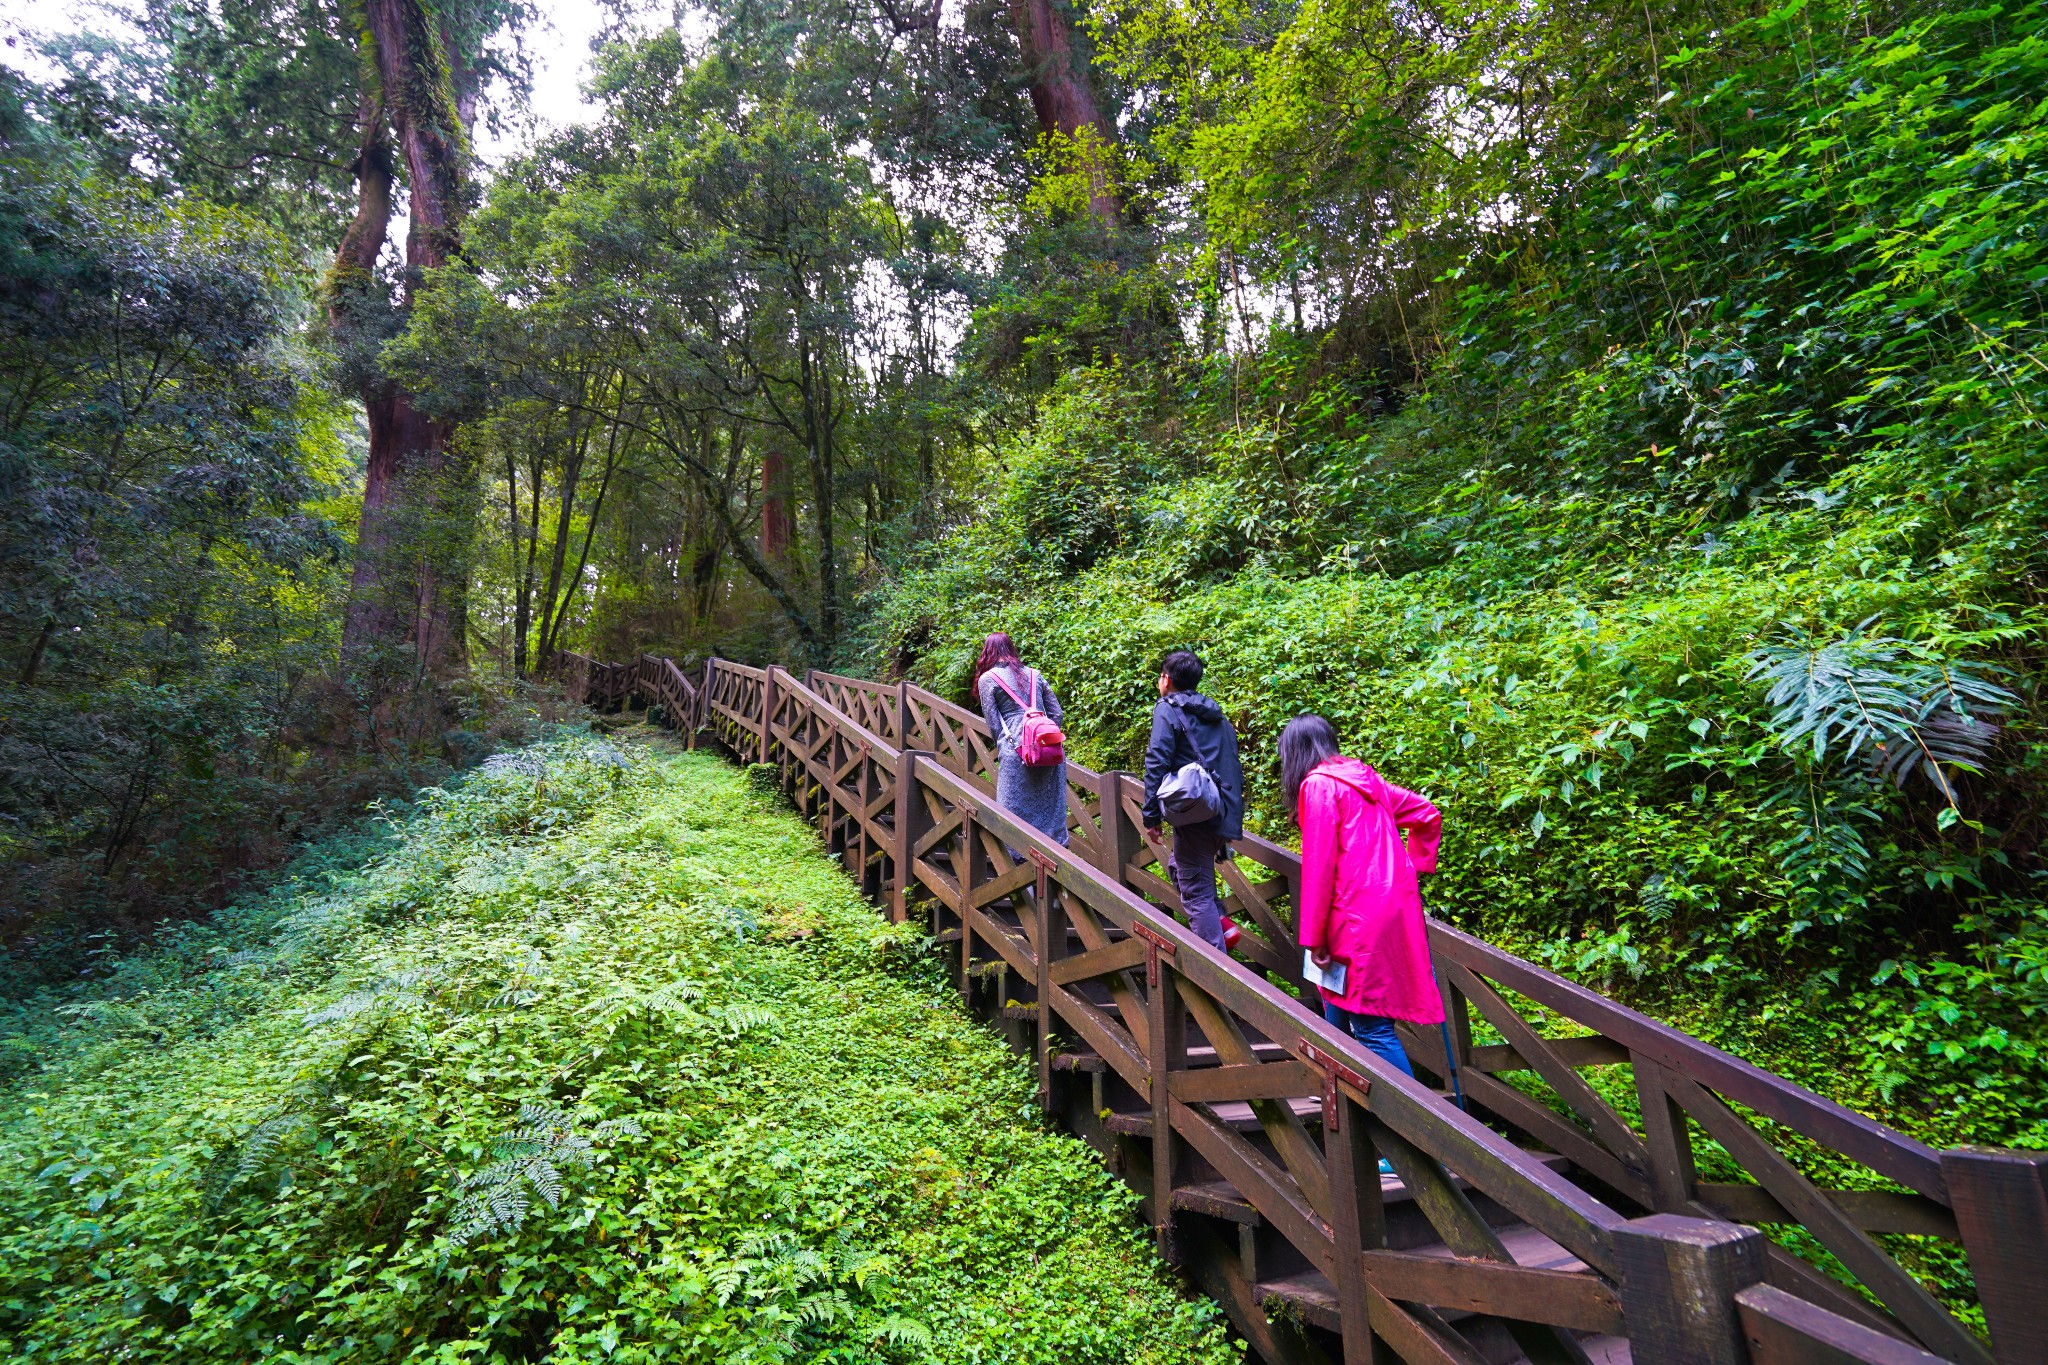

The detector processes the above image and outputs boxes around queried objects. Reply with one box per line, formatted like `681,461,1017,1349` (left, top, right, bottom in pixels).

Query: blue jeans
1324,1003,1413,1077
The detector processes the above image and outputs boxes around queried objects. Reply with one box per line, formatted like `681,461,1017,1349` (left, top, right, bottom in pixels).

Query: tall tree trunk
797,333,839,661
1011,0,1121,227
506,448,528,675
337,0,478,683
760,447,791,558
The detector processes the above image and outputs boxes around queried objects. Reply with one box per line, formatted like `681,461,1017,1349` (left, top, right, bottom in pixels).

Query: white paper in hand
1302,951,1347,995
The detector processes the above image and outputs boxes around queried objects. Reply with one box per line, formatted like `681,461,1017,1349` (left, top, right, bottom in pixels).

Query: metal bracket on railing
1130,920,1178,987
1295,1039,1372,1132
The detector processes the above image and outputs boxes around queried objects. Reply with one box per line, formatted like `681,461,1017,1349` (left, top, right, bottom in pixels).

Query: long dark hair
973,632,1023,690
1279,714,1343,821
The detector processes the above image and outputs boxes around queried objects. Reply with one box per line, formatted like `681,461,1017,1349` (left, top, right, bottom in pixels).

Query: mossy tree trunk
331,0,479,687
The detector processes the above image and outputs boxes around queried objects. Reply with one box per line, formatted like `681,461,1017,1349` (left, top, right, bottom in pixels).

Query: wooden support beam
1049,937,1148,986
1326,1089,1387,1365
1941,1146,2048,1365
1614,1214,1764,1365
1736,1284,1953,1365
1150,957,1185,1260
1168,1060,1323,1105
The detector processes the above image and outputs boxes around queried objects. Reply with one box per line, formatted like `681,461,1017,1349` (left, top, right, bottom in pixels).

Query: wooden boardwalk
558,650,2046,1365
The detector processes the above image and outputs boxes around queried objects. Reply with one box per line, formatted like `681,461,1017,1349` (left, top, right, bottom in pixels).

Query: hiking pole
1423,896,1467,1111
1437,1011,1466,1112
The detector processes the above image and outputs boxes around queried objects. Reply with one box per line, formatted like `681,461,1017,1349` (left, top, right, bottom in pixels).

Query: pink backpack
991,668,1066,767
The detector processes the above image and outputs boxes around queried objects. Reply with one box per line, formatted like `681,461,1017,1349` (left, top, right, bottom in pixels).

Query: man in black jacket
1141,649,1243,951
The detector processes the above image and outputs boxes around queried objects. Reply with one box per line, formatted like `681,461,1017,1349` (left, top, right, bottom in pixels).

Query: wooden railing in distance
561,653,2044,1365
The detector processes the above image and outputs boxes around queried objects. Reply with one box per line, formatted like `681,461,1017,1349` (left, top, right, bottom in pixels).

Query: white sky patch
476,0,611,166
3,0,612,164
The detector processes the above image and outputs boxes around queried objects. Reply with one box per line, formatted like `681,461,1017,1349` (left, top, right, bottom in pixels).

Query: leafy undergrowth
0,730,1236,1364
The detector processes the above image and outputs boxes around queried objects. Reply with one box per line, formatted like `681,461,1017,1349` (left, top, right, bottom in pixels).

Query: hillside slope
0,732,1235,1363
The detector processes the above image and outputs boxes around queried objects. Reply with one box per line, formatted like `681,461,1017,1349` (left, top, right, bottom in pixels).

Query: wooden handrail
559,651,2036,1365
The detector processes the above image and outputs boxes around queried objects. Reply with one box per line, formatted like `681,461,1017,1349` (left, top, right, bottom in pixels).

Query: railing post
1146,941,1185,1261
1098,771,1140,891
1033,851,1065,1116
1636,1058,1701,1213
1615,1214,1765,1365
896,679,909,749
1325,1087,1388,1365
759,667,776,765
1941,1146,2048,1363
892,751,930,923
958,805,981,1005
703,659,721,750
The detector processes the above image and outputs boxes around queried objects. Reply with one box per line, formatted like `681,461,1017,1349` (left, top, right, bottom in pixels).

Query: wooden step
1256,1271,1341,1332
1106,1097,1324,1136
1168,1150,1575,1228
1408,1220,1591,1275
1254,1270,1631,1363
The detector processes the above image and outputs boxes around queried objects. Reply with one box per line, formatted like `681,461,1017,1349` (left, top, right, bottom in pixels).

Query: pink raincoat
1295,757,1444,1022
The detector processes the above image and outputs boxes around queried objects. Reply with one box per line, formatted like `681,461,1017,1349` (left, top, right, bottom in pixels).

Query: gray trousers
1169,824,1228,950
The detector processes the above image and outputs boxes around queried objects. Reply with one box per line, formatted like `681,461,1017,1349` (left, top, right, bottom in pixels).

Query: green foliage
0,733,1238,1362
0,80,386,966
864,0,2048,1167
1746,622,2017,801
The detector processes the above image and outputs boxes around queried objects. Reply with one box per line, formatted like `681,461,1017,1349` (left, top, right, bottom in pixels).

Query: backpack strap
1165,701,1214,779
990,666,1036,713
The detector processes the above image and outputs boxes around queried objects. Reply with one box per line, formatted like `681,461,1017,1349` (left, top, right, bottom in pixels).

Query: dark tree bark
1011,0,1121,226
760,447,791,558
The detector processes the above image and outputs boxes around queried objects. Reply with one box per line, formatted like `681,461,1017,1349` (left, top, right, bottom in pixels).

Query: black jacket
1141,691,1244,840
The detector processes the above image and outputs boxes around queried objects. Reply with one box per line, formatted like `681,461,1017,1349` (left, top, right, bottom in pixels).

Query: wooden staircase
553,650,2047,1365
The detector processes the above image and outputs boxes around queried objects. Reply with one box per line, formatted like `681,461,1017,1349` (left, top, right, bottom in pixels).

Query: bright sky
1,0,611,164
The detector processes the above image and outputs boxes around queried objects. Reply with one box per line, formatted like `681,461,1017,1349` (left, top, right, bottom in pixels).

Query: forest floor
0,727,1236,1363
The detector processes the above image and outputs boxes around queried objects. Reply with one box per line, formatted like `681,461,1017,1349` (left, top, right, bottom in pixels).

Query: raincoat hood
1310,755,1388,804
1166,690,1225,723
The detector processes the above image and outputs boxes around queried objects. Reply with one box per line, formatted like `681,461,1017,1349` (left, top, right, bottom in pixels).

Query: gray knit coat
975,665,1070,846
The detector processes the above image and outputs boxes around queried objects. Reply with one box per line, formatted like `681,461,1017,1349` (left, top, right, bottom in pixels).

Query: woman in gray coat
973,632,1069,846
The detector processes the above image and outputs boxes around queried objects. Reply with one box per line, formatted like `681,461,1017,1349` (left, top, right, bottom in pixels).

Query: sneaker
1378,1158,1397,1179
1220,916,1242,952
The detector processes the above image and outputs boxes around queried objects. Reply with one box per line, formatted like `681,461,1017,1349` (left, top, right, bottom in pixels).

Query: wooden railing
557,651,2047,1365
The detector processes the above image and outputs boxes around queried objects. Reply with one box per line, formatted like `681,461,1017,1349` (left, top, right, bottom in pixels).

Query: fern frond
515,1102,577,1132
201,1112,313,1210
578,978,704,1032
522,1155,566,1208
443,1104,644,1247
1745,623,2016,802
796,1288,851,1327
304,968,437,1027
714,1002,780,1038
449,1178,531,1245
870,1314,935,1348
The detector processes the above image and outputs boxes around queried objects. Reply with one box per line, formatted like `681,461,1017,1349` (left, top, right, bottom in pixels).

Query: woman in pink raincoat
1280,713,1444,1077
